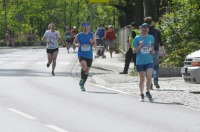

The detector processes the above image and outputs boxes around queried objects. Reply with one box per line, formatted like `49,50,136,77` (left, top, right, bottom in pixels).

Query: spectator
105,25,116,58
144,16,167,89
95,24,106,49
120,22,140,74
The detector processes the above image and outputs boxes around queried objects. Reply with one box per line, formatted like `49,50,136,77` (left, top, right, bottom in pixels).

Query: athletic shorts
46,48,59,55
79,57,93,67
136,63,154,72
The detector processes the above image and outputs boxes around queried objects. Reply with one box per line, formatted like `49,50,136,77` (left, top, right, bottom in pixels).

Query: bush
162,40,200,67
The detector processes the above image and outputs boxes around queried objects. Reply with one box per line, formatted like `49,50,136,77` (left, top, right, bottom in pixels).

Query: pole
90,4,93,32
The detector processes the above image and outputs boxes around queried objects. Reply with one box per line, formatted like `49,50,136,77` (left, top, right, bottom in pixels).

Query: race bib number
141,46,151,54
81,44,90,51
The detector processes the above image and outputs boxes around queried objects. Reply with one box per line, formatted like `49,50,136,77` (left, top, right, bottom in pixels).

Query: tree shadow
0,69,70,77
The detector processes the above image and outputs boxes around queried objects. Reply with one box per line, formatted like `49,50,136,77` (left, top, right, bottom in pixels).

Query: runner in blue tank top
133,23,155,102
73,22,97,91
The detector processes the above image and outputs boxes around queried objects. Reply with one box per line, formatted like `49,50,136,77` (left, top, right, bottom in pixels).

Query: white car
181,50,200,83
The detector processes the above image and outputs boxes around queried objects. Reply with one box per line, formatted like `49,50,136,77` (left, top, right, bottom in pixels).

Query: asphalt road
0,47,200,132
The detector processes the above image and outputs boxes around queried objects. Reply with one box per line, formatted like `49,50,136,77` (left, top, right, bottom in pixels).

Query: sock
81,69,89,84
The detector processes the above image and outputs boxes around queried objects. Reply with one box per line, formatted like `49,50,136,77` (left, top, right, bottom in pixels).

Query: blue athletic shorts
136,63,154,72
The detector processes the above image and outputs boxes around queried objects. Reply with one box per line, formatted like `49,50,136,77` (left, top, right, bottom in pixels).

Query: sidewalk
89,50,200,111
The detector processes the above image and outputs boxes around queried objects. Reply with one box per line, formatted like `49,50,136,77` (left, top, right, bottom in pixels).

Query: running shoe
154,83,160,89
79,79,85,91
139,94,144,102
146,92,154,102
51,71,55,76
80,85,85,91
47,63,50,67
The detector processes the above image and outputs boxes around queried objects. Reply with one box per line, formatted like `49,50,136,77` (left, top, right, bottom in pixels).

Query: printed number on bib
81,44,90,51
141,46,151,54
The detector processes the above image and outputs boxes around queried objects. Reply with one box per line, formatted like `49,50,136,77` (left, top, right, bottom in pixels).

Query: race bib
141,46,151,54
81,44,90,51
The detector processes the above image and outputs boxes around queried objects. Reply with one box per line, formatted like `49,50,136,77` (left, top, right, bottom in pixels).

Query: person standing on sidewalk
133,23,155,102
120,22,140,74
95,24,106,49
144,16,167,89
43,22,62,76
73,22,97,91
105,25,116,58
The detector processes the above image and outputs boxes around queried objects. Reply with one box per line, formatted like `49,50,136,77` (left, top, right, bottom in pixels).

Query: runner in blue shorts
73,22,97,91
133,23,155,102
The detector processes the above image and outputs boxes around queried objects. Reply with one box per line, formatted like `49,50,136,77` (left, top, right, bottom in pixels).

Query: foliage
0,0,120,43
158,0,200,67
161,40,200,67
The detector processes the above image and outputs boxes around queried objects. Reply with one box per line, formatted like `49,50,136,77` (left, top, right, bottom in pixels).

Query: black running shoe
51,71,55,76
146,92,154,102
79,79,85,91
154,83,160,89
139,94,144,102
47,63,50,67
119,71,128,74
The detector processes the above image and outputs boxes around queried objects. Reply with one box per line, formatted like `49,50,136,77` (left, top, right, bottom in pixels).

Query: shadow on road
86,91,118,95
0,69,70,77
152,101,184,105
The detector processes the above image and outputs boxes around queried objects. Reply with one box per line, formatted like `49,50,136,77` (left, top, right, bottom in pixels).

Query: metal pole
90,4,93,32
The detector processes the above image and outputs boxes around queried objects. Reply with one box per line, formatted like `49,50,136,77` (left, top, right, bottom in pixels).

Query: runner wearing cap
73,22,97,91
133,23,155,102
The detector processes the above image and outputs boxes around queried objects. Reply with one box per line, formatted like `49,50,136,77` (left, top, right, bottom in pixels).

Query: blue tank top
97,28,105,38
78,32,94,59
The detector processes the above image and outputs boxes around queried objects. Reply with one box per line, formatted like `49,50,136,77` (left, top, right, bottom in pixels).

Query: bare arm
73,35,80,47
90,35,97,49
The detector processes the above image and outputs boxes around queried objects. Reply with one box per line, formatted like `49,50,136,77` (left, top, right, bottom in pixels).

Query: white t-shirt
43,30,61,49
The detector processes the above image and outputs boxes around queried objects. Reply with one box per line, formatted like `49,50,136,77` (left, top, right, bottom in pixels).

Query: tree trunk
135,0,144,26
143,0,159,22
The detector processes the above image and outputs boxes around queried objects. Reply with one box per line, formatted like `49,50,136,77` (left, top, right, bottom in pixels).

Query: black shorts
46,48,59,55
79,57,93,67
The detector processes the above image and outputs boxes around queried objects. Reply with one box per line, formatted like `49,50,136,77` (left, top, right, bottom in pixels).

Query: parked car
181,50,200,83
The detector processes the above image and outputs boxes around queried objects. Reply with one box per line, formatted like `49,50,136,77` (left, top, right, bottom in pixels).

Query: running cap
140,23,149,28
82,22,90,27
73,26,76,28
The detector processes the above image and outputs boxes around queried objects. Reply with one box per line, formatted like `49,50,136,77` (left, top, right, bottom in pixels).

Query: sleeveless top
77,32,94,59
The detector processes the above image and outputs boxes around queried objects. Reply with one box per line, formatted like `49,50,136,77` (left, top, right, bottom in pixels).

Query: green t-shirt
65,31,71,42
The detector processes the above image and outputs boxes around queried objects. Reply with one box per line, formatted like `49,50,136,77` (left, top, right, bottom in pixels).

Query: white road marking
7,108,37,120
45,125,69,132
90,83,129,95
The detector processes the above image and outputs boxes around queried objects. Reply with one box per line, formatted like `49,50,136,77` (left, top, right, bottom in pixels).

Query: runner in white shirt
43,22,62,76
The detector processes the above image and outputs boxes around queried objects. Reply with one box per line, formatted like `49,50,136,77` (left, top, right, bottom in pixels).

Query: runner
43,22,62,76
64,27,72,53
73,22,97,91
71,26,78,53
132,23,155,102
